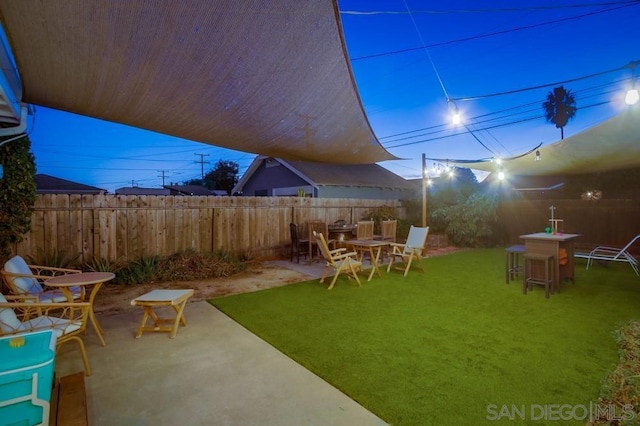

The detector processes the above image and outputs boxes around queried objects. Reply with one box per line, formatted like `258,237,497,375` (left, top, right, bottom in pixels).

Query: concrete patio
54,259,386,425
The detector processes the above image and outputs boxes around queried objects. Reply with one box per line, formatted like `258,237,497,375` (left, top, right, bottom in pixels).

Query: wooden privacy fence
16,195,405,263
499,199,640,251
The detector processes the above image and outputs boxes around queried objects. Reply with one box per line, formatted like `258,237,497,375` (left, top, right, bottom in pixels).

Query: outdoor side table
131,289,194,338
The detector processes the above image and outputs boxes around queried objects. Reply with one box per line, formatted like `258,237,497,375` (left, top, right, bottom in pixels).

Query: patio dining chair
289,223,310,263
356,220,374,240
387,226,429,277
374,219,397,260
0,292,92,375
1,255,85,303
314,231,362,290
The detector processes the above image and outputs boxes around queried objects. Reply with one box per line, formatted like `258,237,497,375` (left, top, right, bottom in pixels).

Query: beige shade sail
449,107,640,176
0,0,396,163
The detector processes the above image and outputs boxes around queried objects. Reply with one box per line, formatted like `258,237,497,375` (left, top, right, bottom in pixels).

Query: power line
401,0,450,100
384,100,610,149
341,1,639,15
448,64,630,102
350,2,639,61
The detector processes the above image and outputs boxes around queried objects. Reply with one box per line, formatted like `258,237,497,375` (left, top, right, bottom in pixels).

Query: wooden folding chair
314,231,362,290
387,226,430,277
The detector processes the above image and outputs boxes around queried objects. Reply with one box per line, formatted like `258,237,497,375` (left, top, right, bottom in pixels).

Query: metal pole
422,153,427,227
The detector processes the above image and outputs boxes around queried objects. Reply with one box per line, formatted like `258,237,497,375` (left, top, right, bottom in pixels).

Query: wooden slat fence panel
15,195,404,262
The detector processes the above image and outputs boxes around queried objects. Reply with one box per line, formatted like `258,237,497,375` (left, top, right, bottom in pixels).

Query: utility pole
194,153,210,180
157,170,169,186
422,153,427,227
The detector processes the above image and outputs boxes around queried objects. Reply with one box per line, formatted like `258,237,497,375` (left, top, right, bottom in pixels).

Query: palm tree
542,86,577,139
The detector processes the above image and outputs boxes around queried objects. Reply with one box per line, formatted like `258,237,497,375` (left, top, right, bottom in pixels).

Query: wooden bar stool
523,253,554,298
505,245,525,283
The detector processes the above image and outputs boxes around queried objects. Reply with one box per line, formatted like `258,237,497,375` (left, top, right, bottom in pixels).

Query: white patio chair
387,226,429,277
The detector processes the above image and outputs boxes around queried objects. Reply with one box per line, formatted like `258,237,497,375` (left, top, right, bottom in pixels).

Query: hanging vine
0,134,37,262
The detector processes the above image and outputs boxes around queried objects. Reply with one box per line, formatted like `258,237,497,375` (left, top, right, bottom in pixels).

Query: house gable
234,157,413,200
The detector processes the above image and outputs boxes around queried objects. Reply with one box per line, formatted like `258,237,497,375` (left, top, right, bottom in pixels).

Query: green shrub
0,136,36,263
154,250,246,282
26,248,80,269
433,192,500,247
84,257,125,274
116,256,160,285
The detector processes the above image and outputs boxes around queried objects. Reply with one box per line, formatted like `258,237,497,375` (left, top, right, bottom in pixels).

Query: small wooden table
130,289,194,338
345,239,389,281
46,272,115,347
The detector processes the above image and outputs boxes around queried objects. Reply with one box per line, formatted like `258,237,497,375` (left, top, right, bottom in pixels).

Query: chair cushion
20,316,82,338
4,255,44,294
0,293,21,333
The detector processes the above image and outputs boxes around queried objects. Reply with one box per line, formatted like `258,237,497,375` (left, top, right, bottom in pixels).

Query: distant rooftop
35,174,105,194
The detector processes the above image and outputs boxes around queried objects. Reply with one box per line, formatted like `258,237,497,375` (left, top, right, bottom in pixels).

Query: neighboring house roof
115,187,171,195
163,185,214,196
35,174,105,194
234,156,413,193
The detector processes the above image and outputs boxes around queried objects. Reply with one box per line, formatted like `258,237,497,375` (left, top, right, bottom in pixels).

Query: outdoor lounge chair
387,226,429,277
1,255,85,303
574,234,640,276
314,231,362,290
0,292,92,375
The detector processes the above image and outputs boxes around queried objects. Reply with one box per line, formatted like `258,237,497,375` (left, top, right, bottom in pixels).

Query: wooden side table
130,289,194,338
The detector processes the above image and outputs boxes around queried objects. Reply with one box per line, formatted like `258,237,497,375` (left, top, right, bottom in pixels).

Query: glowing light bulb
625,88,639,105
498,171,505,180
452,112,461,125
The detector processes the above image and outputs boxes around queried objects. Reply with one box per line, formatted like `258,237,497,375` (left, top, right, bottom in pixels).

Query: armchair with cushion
1,255,85,303
0,292,92,375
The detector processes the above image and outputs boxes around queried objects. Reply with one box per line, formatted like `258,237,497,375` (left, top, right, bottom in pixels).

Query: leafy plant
116,256,160,285
26,247,80,268
434,192,500,247
0,135,37,263
85,257,124,274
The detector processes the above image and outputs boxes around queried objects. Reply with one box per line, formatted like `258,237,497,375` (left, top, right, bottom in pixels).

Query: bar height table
519,232,580,292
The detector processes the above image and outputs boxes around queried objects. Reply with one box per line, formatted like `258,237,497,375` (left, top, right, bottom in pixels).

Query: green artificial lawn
210,249,640,425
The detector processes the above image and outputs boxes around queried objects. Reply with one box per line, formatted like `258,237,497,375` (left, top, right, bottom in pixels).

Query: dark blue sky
25,1,640,191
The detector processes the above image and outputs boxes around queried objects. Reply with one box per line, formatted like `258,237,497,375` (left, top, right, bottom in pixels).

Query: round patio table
45,272,115,347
